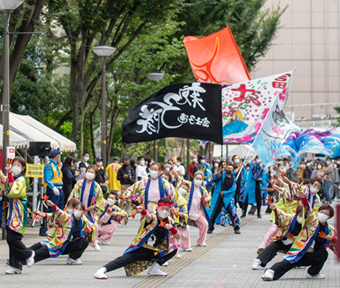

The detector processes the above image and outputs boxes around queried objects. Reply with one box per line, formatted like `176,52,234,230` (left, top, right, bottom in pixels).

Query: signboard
7,146,15,159
26,164,44,178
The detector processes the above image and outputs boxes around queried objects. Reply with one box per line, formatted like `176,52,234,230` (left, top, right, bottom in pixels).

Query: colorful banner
183,26,250,87
122,82,223,144
222,69,295,144
252,95,301,166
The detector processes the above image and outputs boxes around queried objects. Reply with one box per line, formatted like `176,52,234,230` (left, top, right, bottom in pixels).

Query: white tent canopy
0,124,27,149
213,144,257,159
13,113,76,152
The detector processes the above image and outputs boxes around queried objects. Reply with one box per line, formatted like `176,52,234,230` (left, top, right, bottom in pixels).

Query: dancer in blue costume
207,163,241,234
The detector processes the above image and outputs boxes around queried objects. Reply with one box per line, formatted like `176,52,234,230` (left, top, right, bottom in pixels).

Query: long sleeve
63,167,75,182
117,168,124,182
44,163,55,190
5,177,26,199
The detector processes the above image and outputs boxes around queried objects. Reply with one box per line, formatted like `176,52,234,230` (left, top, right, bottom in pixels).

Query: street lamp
92,46,116,168
147,72,164,162
0,0,25,170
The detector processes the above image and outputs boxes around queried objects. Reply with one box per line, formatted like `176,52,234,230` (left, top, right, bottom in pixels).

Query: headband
158,202,172,208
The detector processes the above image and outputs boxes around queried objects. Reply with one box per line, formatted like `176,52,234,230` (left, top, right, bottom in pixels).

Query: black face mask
225,169,232,175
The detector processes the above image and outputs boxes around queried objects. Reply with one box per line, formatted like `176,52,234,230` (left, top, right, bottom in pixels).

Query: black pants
271,249,328,280
243,181,262,215
32,238,89,263
6,226,32,269
104,247,177,273
234,184,241,206
257,241,290,267
210,197,238,228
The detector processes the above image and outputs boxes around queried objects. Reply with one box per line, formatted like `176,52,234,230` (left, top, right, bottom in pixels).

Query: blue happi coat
243,162,262,204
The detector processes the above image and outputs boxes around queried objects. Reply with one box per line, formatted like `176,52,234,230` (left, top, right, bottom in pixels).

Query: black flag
122,82,222,144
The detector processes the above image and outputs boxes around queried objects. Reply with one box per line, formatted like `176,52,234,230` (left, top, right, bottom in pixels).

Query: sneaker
207,227,214,234
98,238,109,245
66,257,82,265
175,252,181,259
252,259,262,270
148,263,168,276
5,266,22,274
162,261,169,267
234,226,241,234
306,272,325,279
197,243,207,247
180,247,192,252
261,269,274,281
26,251,35,268
94,268,108,279
93,243,101,251
257,244,266,254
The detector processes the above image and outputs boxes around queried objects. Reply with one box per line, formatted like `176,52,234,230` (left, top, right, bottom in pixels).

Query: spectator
322,157,333,204
77,151,90,169
306,162,313,179
130,159,137,174
62,156,79,204
297,162,305,182
311,162,323,179
136,156,148,181
189,156,198,181
95,156,108,197
117,157,136,212
106,157,121,193
286,162,298,183
176,157,186,178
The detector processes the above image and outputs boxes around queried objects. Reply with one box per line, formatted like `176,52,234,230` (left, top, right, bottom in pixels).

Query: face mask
165,167,170,172
310,187,319,194
85,172,95,181
201,159,206,164
327,161,331,165
150,170,159,179
214,163,219,168
11,166,22,176
74,210,82,218
140,160,145,166
107,198,115,206
234,159,240,164
194,179,202,186
337,161,340,165
318,165,322,169
97,162,102,167
225,169,232,175
178,188,187,195
301,165,305,169
306,163,310,167
318,212,329,223
158,210,169,219
67,208,74,214
80,168,86,173
84,156,89,162
193,158,197,162
176,162,181,166
296,216,303,224
334,164,337,169
246,168,249,172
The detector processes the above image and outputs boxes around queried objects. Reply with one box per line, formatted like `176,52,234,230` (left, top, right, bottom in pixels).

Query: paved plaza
0,208,339,288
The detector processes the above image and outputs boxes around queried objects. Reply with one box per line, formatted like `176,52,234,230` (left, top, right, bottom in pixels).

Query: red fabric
141,208,147,216
158,202,172,208
52,205,57,211
189,162,196,178
7,172,14,183
183,26,250,86
170,227,178,235
332,236,337,245
301,197,309,207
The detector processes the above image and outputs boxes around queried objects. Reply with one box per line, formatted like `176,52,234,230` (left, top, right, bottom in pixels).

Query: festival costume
69,179,105,223
243,162,262,216
31,206,95,262
5,173,32,270
105,163,122,191
102,214,179,276
202,163,212,182
123,176,178,213
93,203,128,245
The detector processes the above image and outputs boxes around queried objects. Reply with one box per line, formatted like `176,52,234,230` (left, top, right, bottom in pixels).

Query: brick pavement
0,207,339,288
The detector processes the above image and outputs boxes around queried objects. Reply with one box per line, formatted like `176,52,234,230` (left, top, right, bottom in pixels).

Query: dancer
4,157,35,274
261,204,337,281
207,163,241,234
94,198,180,279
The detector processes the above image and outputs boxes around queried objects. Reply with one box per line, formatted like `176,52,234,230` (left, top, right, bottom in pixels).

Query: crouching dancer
94,198,180,279
30,199,95,265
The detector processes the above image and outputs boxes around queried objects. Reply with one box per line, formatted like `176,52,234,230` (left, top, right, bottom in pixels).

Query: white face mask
201,159,206,164
214,163,219,168
74,210,82,218
193,158,197,162
67,208,74,214
107,198,115,206
85,172,95,181
11,166,22,176
178,188,187,195
150,170,159,179
194,179,202,187
140,160,145,166
296,216,303,224
176,162,181,166
327,161,331,165
234,159,240,164
306,163,310,167
80,168,86,173
97,162,102,167
165,167,170,172
310,187,319,194
318,212,329,223
84,156,89,162
158,210,169,219
318,165,322,169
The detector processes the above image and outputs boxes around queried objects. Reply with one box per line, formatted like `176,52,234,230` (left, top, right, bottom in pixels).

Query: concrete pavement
0,207,339,288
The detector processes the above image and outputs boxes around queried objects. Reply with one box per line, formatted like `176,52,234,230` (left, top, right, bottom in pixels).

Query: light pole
146,72,164,163
92,46,116,168
0,0,25,170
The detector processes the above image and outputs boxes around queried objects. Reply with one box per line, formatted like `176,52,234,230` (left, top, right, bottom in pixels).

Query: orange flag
183,27,250,86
